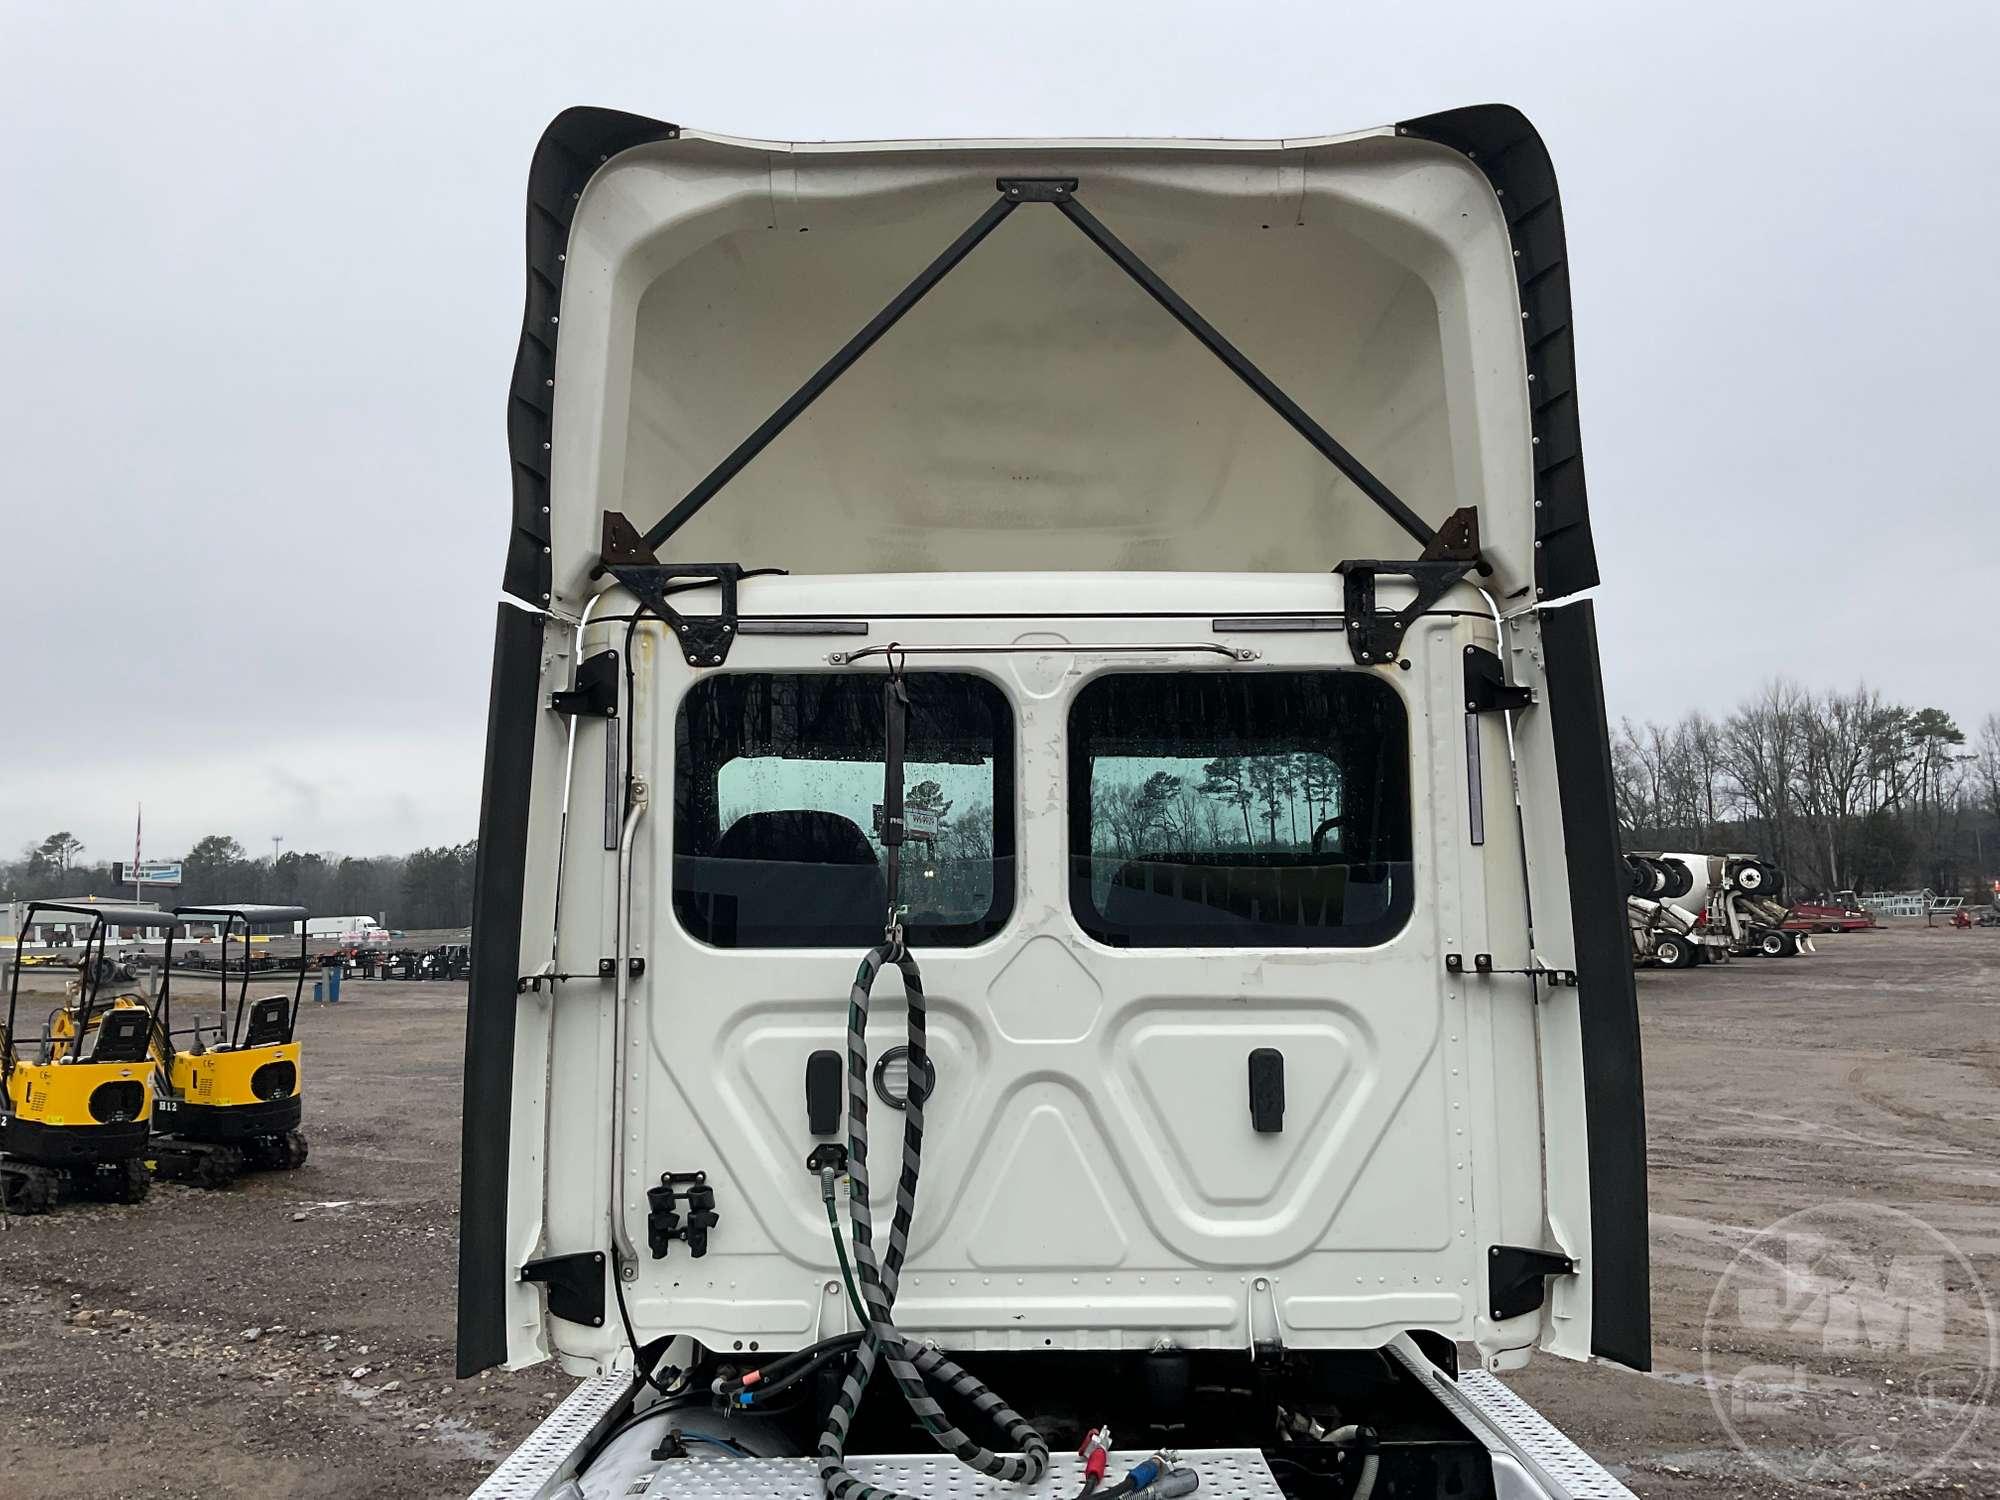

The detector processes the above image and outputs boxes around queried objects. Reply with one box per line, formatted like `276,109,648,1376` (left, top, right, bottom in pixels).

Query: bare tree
1720,679,1808,877
1977,715,2000,827
1793,686,1886,892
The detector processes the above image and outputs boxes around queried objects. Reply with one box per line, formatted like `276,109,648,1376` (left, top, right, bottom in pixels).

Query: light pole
271,835,285,866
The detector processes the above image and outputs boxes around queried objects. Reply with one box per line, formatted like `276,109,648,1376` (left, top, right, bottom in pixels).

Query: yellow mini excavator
2,902,175,1213
147,904,310,1187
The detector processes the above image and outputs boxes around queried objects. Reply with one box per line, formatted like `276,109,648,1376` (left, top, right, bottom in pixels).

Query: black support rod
639,194,1021,554
1051,192,1437,549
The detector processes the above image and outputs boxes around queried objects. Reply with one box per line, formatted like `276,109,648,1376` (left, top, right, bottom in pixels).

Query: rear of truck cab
459,102,1648,1481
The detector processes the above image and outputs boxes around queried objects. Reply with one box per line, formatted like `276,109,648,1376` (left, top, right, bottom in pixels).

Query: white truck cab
461,104,1647,1500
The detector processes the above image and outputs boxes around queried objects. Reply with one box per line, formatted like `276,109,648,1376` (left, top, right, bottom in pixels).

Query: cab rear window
1067,671,1412,947
673,672,1013,948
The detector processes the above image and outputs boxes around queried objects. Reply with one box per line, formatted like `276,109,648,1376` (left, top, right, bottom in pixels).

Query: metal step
470,1373,627,1500
1389,1340,1635,1500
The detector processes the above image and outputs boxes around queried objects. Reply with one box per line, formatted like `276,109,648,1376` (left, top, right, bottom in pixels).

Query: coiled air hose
815,940,1050,1500
814,657,1048,1500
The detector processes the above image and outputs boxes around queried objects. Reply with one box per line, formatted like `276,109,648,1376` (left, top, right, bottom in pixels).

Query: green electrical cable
822,1174,872,1331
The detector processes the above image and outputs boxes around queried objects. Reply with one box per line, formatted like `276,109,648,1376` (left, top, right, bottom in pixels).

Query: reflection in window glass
674,673,1013,948
1068,672,1412,947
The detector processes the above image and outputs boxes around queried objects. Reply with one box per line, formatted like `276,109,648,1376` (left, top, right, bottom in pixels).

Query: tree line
1614,683,2000,898
1092,754,1343,859
3,833,478,931
11,685,1995,923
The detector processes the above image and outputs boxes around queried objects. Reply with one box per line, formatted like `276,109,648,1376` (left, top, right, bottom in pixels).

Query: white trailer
297,915,382,938
462,104,1646,1500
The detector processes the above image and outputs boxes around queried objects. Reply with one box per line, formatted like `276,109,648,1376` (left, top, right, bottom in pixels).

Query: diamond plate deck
476,1354,1632,1499
581,1450,1281,1500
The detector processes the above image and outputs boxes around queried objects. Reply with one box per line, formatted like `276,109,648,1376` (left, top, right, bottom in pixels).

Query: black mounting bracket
1487,1244,1576,1322
519,1250,606,1328
550,650,620,718
996,176,1077,202
1334,507,1484,664
646,1170,717,1259
599,512,746,669
1463,645,1533,714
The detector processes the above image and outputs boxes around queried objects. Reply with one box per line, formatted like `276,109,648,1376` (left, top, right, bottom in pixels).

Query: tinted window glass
674,673,1013,948
1068,672,1412,947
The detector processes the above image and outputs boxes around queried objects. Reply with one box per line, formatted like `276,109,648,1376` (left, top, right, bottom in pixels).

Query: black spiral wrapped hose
813,941,1050,1500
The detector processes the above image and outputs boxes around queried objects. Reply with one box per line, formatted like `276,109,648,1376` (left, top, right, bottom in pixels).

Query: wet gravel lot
0,972,567,1499
3,924,1996,1497
1514,922,2000,1497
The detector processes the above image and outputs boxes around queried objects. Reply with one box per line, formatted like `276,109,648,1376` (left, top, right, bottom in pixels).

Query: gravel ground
0,970,567,1499
2,923,1995,1498
1514,921,2000,1497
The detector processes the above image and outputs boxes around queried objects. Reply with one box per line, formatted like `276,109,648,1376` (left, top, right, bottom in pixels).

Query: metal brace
1444,953,1578,987
515,968,619,994
598,511,746,668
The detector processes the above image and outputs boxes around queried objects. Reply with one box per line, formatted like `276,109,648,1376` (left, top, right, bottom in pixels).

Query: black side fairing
1540,601,1652,1370
1400,104,1599,602
461,105,679,1378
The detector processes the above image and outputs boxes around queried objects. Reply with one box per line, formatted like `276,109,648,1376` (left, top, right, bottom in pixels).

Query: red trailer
1785,900,1876,934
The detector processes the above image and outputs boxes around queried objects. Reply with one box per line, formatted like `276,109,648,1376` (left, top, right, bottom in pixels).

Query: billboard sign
871,804,941,843
114,860,184,886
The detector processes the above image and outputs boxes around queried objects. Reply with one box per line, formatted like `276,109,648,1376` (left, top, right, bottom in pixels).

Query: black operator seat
677,809,886,946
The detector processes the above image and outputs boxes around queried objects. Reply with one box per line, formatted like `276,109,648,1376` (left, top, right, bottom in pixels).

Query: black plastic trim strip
456,602,547,1376
1539,601,1651,1370
505,107,680,604
1398,105,1599,599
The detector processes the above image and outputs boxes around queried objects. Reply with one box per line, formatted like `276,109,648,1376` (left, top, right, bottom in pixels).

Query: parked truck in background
1637,851,1814,960
298,915,383,939
1623,854,1727,969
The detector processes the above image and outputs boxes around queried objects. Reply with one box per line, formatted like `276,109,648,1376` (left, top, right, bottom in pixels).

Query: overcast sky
4,1,1996,864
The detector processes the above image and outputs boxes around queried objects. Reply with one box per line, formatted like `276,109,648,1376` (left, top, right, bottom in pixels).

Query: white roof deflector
501,112,1600,618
